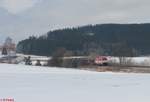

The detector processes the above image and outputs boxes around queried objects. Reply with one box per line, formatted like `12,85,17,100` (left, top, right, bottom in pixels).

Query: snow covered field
0,63,150,102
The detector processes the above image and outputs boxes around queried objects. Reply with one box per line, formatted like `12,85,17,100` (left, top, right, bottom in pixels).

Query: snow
17,53,50,60
110,56,150,66
0,63,150,102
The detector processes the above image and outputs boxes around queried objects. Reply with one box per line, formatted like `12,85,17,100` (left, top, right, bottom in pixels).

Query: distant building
0,37,16,56
94,56,111,66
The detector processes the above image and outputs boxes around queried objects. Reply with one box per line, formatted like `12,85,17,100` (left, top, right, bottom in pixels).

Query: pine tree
2,47,8,55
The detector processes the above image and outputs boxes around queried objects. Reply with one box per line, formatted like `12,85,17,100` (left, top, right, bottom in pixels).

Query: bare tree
111,43,136,66
48,47,66,67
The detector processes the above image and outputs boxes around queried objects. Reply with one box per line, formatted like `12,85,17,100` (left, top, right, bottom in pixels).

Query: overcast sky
0,0,150,43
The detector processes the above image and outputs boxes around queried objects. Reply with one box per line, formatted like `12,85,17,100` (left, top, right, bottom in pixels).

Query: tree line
17,23,150,56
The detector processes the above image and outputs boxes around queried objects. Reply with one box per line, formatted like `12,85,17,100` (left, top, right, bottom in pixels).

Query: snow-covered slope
0,63,150,102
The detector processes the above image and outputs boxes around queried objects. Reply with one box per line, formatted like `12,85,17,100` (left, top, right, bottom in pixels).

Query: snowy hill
0,63,150,102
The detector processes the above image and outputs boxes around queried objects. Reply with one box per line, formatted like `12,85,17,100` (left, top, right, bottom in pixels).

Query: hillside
1,63,150,102
17,23,150,56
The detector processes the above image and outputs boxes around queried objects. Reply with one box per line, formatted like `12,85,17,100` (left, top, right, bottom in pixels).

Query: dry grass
81,65,150,73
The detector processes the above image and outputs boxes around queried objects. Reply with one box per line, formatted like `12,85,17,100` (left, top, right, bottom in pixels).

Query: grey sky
0,0,150,43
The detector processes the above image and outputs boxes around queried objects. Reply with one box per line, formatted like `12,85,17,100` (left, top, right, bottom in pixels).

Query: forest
17,23,150,56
